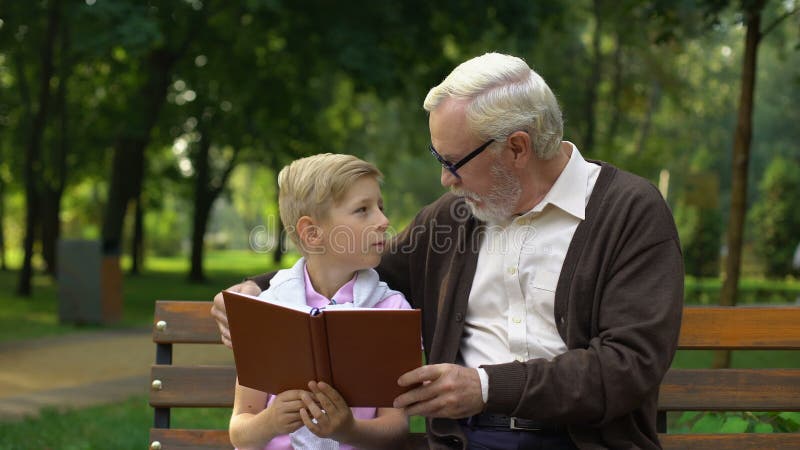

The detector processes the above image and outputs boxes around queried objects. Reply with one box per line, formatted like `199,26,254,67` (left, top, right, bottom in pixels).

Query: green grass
0,395,234,450
0,395,425,449
0,250,296,343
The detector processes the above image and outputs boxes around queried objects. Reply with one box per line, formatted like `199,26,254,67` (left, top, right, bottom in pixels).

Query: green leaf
677,411,702,423
691,413,725,433
720,416,750,433
778,412,800,422
753,422,774,433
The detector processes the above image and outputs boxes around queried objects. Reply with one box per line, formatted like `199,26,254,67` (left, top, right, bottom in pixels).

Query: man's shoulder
591,161,665,206
589,161,678,239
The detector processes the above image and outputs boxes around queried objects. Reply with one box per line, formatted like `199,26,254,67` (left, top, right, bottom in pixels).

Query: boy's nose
377,210,389,231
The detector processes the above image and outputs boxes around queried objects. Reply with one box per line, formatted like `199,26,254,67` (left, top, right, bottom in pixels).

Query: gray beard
455,162,522,225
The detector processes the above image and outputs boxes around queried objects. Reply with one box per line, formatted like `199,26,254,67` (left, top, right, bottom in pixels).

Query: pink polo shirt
262,266,410,450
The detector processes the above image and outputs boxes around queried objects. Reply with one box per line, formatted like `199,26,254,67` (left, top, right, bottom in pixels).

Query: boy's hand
263,390,307,435
299,381,355,441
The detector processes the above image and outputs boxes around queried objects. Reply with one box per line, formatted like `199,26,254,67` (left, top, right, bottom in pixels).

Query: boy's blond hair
278,153,383,247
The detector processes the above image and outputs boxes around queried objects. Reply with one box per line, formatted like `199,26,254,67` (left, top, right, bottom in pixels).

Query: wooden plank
150,365,236,407
148,429,800,450
149,428,232,450
148,428,430,450
660,433,800,450
154,303,800,348
659,368,800,411
679,306,800,349
154,301,221,344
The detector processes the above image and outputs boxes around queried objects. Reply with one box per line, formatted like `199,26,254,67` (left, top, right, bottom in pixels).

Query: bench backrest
148,302,800,450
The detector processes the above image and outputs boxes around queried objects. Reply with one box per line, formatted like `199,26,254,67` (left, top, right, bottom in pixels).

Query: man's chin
470,204,514,224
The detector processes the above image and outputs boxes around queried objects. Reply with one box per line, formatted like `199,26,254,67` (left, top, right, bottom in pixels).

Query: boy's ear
296,216,322,245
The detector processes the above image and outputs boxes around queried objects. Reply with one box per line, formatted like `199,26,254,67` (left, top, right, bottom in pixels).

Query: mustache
450,187,480,202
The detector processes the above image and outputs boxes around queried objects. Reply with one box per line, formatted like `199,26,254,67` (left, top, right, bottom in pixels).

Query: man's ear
507,131,533,168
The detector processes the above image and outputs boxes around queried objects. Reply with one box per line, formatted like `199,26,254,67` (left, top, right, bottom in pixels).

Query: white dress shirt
459,143,601,401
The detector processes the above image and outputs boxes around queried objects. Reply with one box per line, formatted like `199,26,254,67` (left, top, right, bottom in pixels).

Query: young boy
228,154,410,450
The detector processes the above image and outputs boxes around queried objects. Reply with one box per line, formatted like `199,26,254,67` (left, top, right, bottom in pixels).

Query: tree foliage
0,0,798,294
750,157,800,277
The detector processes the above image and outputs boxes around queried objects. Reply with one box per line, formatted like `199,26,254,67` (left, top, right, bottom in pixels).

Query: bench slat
149,428,232,450
679,306,800,349
154,301,221,344
150,365,236,407
150,364,800,412
659,368,800,411
660,433,800,450
147,428,800,450
154,302,800,348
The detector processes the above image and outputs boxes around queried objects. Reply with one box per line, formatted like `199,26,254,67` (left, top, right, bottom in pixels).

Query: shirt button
455,312,464,322
512,317,522,324
507,267,517,275
560,316,565,324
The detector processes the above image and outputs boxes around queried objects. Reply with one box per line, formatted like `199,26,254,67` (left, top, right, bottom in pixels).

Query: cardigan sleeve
247,272,275,291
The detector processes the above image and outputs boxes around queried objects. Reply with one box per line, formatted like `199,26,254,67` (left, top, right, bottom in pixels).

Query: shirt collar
303,262,357,305
527,141,589,220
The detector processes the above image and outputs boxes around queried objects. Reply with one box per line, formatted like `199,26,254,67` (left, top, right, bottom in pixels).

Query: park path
0,327,233,421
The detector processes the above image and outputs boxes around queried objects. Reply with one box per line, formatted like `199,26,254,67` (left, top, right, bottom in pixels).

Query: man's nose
441,167,459,188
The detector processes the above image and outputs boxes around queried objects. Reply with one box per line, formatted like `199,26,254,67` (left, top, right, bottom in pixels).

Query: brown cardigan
375,162,684,449
252,162,683,449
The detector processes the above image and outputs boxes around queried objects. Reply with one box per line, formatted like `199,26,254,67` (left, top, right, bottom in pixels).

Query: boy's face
315,176,389,271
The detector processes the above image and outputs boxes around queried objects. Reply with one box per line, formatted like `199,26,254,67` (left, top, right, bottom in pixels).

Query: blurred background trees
0,0,798,296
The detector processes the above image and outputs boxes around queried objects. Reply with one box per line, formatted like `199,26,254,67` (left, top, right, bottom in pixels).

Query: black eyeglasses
429,139,495,179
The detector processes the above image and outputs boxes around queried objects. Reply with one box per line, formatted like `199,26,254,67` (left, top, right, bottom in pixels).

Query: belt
469,413,566,433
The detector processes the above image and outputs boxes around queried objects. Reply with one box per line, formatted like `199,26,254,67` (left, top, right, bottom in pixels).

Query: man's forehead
430,99,473,154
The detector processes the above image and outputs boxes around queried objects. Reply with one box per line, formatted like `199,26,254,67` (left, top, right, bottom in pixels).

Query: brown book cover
223,290,423,407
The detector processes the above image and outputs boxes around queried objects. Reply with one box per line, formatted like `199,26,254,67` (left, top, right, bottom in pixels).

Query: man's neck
514,141,572,213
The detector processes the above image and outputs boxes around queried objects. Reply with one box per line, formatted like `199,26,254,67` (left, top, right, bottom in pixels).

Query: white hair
423,53,564,159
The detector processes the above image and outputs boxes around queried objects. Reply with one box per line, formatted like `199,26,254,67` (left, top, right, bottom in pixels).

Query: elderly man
212,53,684,449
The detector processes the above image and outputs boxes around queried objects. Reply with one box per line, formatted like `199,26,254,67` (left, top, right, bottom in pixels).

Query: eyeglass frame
428,138,495,179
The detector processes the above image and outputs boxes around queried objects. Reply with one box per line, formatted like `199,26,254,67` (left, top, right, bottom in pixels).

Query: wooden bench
148,302,800,450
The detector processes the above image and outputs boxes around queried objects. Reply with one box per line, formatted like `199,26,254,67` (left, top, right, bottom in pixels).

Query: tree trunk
714,0,765,369
101,49,179,256
189,137,214,282
583,0,603,153
606,32,623,148
634,80,661,155
188,132,240,282
0,180,6,271
17,0,60,296
41,20,70,276
129,193,144,275
272,179,285,265
41,189,61,276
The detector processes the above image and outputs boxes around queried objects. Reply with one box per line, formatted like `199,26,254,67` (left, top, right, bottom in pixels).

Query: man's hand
211,280,261,348
393,363,485,418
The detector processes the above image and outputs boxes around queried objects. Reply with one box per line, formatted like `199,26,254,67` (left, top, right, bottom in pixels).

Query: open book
223,290,423,407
